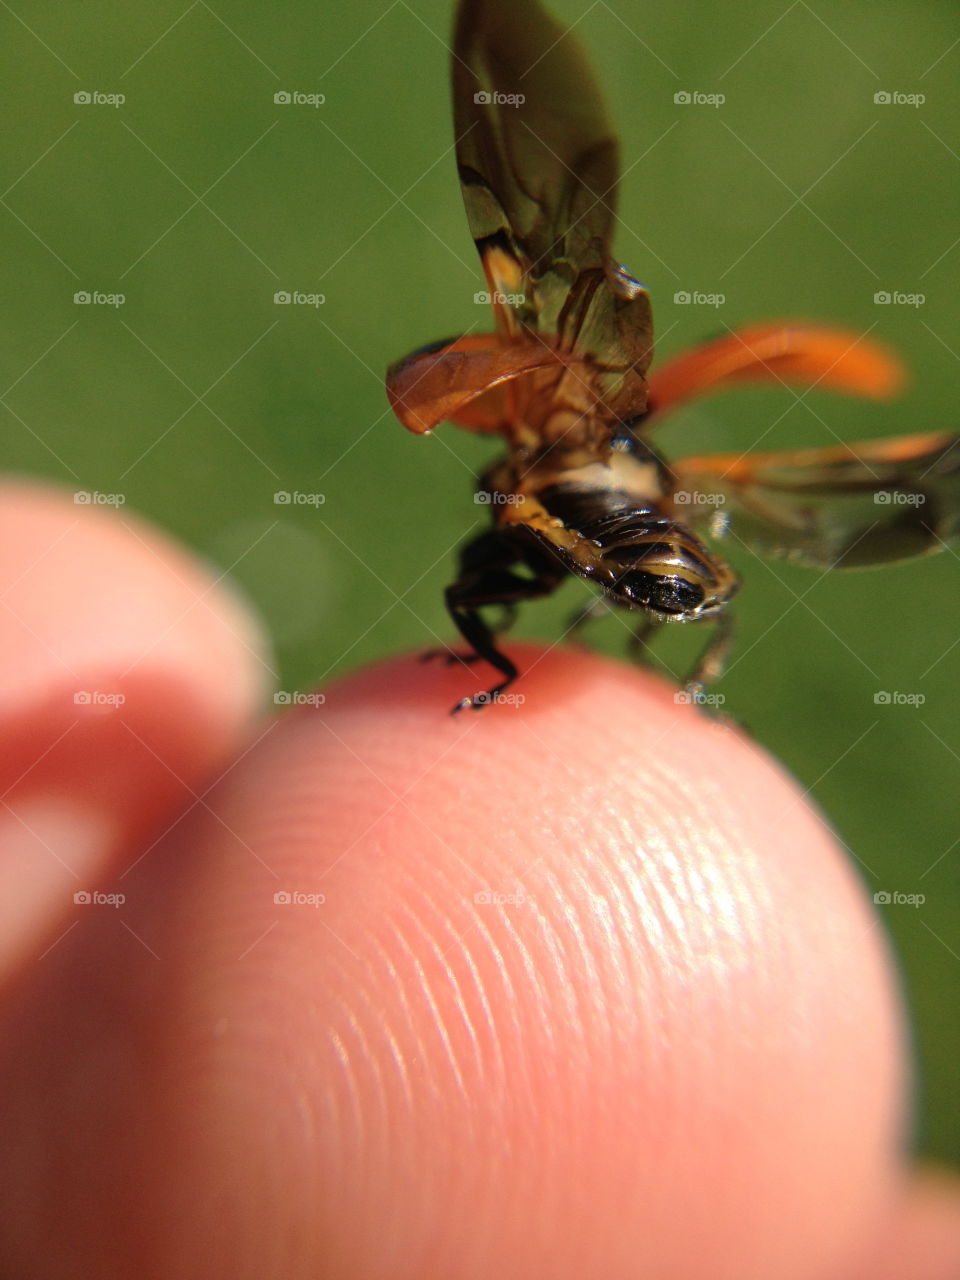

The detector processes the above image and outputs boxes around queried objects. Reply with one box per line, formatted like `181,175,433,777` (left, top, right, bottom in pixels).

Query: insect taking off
386,0,960,713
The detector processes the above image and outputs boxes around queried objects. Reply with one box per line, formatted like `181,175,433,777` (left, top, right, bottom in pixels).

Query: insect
386,0,959,713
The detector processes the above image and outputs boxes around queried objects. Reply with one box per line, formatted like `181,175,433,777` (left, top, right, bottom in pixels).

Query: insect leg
684,610,734,694
422,530,524,668
441,532,563,713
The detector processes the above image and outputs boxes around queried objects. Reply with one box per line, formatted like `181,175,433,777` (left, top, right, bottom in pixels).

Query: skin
0,480,957,1279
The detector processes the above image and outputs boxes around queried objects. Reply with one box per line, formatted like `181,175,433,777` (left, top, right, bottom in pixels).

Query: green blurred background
1,0,957,1161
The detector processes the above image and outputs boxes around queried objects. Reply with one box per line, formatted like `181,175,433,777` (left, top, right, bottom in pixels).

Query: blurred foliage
1,0,957,1162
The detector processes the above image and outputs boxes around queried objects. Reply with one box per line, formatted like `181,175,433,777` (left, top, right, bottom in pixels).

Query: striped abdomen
538,481,736,618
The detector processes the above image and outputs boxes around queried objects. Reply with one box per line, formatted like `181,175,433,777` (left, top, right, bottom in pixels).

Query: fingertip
80,643,904,1278
847,1169,960,1280
0,479,270,727
0,479,272,974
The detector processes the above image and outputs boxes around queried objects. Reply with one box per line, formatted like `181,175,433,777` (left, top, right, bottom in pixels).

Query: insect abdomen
538,481,730,617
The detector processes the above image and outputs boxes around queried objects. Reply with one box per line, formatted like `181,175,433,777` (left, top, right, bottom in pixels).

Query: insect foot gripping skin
386,0,960,715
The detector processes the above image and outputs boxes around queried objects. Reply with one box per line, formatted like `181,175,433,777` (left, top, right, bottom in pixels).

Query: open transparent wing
675,431,960,568
453,0,652,408
386,333,590,434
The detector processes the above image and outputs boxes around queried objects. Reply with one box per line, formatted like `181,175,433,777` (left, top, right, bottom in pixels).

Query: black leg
423,603,518,667
436,530,564,713
421,532,523,668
